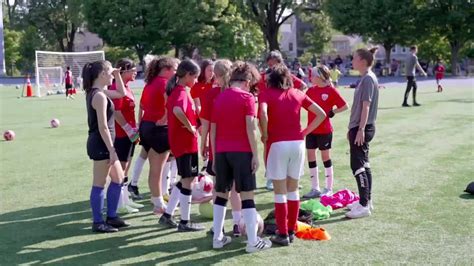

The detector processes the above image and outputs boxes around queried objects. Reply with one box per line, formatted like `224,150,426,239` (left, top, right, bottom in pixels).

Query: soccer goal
35,50,105,96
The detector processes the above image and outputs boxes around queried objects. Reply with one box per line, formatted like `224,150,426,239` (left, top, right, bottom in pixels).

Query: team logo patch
321,94,329,101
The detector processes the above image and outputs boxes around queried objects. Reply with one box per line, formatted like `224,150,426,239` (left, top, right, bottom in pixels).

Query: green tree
326,0,418,65
16,26,52,74
416,0,474,75
300,11,332,55
26,0,83,52
4,29,22,76
104,46,138,66
236,0,322,51
417,33,450,65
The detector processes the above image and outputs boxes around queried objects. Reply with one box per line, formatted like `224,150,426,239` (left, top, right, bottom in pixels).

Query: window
402,47,406,53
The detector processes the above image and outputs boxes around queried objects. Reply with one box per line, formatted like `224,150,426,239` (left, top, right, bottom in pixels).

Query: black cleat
106,216,130,228
177,221,205,232
288,231,295,243
402,103,411,107
159,215,178,228
128,184,143,200
92,223,119,233
413,102,421,106
270,234,290,246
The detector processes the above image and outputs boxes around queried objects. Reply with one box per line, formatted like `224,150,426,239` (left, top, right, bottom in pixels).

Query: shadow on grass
435,98,474,104
0,200,244,264
459,193,474,200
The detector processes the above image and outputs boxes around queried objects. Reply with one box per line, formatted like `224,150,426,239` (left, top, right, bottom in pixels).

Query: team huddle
83,49,379,253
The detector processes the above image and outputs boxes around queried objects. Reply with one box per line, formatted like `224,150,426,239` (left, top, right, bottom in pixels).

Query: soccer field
1,78,473,264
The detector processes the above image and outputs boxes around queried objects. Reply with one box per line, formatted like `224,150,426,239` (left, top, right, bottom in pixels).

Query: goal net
35,51,105,96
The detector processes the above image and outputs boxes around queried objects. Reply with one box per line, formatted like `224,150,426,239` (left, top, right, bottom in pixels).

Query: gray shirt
349,71,379,129
406,53,418,77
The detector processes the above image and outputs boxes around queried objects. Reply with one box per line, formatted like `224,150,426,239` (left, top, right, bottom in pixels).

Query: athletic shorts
305,133,332,150
87,133,112,161
266,140,305,180
65,84,73,90
139,121,170,154
175,153,199,178
215,152,256,193
114,136,135,162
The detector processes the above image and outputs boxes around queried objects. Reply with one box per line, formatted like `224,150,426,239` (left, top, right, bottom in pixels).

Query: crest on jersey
321,94,329,101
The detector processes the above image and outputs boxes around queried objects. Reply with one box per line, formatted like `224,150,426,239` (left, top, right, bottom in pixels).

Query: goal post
35,50,105,96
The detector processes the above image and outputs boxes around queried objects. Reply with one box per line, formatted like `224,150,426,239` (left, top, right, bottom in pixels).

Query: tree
236,0,323,51
417,0,474,75
4,29,22,75
299,10,332,55
26,0,83,52
417,33,450,65
326,0,418,65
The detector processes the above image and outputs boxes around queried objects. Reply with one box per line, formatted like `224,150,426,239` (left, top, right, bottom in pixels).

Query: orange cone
26,76,33,97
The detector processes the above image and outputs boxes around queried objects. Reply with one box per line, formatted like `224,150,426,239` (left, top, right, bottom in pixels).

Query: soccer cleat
232,224,241,237
207,226,225,235
413,102,421,107
345,204,371,219
302,189,322,199
246,238,272,253
128,184,143,200
158,215,178,228
118,205,139,214
321,188,333,196
288,231,295,243
213,236,232,249
177,221,205,232
266,179,274,191
92,223,119,233
346,201,360,211
270,234,290,246
402,102,411,107
106,216,130,228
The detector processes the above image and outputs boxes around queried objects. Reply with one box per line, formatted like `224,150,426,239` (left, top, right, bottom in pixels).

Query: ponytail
356,47,379,67
82,60,110,94
166,59,200,96
214,59,232,91
166,75,178,96
145,56,179,83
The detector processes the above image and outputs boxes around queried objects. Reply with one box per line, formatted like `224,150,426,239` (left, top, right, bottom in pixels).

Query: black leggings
404,76,417,103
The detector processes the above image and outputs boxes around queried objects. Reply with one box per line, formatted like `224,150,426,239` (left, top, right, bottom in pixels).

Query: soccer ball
3,130,15,141
191,174,214,203
15,85,20,90
198,201,213,219
238,213,264,237
50,118,60,128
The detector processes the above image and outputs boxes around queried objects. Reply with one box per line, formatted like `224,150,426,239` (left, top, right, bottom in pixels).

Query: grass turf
0,79,473,264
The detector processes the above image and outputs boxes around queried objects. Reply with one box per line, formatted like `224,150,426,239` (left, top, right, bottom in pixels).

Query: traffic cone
26,75,33,97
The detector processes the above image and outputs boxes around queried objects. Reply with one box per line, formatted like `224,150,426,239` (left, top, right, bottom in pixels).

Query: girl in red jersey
65,66,74,99
200,59,243,237
83,60,128,233
211,61,272,253
158,59,205,232
259,64,326,246
138,57,179,214
433,58,445,92
302,65,349,199
191,59,214,115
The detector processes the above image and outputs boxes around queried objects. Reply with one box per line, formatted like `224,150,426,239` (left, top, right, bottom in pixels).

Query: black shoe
402,102,411,107
178,221,205,232
159,215,178,228
413,102,421,106
128,184,143,200
270,234,290,246
289,231,295,243
106,216,130,228
92,222,119,233
233,224,241,237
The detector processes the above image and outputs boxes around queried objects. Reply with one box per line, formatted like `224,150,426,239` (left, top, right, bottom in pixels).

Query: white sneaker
118,205,139,214
346,201,360,210
127,200,144,209
345,204,371,219
246,238,272,253
213,236,232,249
369,200,374,211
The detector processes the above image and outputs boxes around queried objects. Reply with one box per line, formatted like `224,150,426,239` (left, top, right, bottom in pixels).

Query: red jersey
212,88,256,153
306,85,346,134
191,82,213,104
200,86,222,160
110,82,136,138
65,71,72,85
140,76,167,123
257,72,305,93
259,87,313,143
434,64,445,80
167,85,198,157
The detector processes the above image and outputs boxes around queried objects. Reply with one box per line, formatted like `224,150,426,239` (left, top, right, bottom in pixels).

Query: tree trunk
174,46,180,58
450,40,461,76
383,43,393,75
135,46,145,75
265,23,280,51
66,24,77,52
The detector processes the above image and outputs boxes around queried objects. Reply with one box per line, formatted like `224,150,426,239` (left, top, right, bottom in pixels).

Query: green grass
1,80,473,264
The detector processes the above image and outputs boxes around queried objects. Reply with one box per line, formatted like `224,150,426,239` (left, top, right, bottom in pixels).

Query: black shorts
206,159,215,176
215,152,256,193
87,133,112,161
139,121,170,154
114,137,135,162
348,124,375,174
175,153,199,178
306,133,332,150
65,84,73,90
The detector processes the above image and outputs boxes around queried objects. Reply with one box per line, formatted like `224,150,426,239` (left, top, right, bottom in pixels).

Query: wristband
328,110,335,118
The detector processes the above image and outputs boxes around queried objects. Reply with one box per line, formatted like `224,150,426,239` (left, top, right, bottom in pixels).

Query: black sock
365,168,372,201
354,171,369,207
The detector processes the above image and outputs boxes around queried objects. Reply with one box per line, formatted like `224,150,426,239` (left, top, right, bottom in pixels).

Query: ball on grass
50,118,60,128
3,130,15,141
15,85,20,90
198,201,213,219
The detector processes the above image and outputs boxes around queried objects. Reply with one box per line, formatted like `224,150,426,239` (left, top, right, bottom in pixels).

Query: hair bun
369,47,378,54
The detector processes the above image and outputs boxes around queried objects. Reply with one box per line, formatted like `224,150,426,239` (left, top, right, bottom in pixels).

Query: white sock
325,166,334,190
310,166,320,190
165,185,180,216
179,192,192,222
213,204,227,241
118,186,126,208
232,210,241,225
152,196,165,208
242,208,258,245
169,160,178,185
162,162,171,195
131,156,146,186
